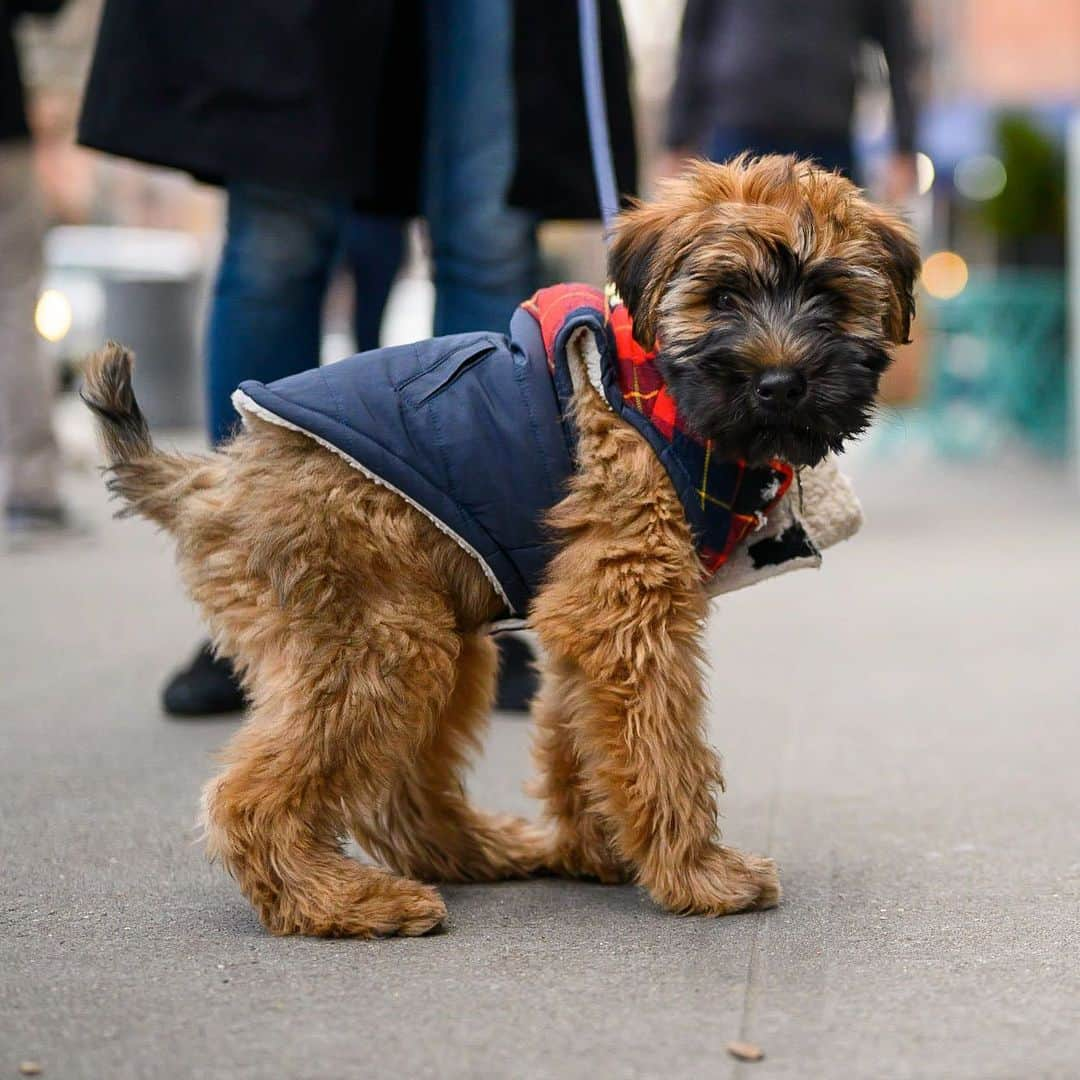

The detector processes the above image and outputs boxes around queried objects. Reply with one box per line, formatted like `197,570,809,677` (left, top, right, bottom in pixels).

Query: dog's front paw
651,847,780,917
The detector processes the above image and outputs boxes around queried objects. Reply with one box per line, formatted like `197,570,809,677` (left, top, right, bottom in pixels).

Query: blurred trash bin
45,226,205,429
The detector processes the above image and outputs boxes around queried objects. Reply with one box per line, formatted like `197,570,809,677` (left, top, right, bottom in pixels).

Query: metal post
1068,112,1080,486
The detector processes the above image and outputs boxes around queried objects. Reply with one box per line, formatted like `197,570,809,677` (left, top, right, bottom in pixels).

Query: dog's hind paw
256,870,448,938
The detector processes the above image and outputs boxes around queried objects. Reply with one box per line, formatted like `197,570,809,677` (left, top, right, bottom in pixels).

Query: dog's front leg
530,373,779,915
533,588,779,916
529,427,777,912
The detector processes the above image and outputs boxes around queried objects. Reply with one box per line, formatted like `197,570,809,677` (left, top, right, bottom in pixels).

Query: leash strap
576,0,621,235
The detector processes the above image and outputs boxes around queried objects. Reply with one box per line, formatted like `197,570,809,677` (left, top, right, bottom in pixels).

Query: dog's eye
713,292,735,312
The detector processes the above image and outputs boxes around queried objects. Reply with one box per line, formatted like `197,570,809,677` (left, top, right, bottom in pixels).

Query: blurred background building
12,0,1080,466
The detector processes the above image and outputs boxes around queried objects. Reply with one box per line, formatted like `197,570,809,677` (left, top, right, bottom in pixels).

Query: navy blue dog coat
233,285,794,622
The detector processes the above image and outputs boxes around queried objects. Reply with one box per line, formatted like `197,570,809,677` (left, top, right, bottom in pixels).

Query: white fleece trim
704,496,820,598
790,454,863,549
567,326,613,407
231,388,516,614
704,455,863,598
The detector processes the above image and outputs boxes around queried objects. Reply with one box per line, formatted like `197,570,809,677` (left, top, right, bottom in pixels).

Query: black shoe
4,501,91,549
495,634,538,713
162,641,246,717
5,501,68,531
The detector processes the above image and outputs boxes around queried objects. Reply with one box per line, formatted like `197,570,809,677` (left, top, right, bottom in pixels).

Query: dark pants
205,189,404,444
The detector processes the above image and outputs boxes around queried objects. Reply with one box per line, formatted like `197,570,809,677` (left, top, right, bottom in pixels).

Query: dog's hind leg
356,632,549,883
200,589,463,938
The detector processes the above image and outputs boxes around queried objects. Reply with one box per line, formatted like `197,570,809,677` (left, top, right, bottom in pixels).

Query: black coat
77,1,637,219
1,0,64,143
667,0,918,153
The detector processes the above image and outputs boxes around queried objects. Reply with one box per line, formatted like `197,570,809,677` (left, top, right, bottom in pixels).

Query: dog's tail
81,342,210,530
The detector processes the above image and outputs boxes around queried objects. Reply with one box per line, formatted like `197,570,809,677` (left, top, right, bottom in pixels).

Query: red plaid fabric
521,284,607,360
521,284,793,577
608,297,681,439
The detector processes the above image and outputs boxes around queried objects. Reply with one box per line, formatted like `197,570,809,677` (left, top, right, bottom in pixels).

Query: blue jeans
423,0,539,335
708,127,855,179
205,0,538,444
205,190,403,443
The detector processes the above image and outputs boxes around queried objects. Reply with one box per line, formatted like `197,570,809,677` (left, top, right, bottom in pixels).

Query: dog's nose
754,368,807,412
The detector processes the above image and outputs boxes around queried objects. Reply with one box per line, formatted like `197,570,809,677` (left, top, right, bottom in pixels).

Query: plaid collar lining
522,284,793,576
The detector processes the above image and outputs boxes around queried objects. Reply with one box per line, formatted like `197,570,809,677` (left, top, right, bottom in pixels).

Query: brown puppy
82,156,918,937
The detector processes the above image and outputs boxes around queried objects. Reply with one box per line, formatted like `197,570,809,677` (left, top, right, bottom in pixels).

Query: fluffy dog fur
82,156,918,937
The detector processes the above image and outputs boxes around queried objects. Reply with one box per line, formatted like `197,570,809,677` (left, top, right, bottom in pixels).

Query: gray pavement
3,444,1079,1080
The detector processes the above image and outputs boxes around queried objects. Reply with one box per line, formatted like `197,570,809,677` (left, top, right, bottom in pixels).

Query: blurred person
662,0,919,199
0,0,71,538
78,0,636,715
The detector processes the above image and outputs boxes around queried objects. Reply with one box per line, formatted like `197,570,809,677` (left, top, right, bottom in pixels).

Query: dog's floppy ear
608,172,717,348
865,206,920,345
608,200,680,348
609,160,747,348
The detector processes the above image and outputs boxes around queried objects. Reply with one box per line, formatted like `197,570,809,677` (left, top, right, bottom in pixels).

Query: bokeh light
34,289,73,343
921,251,969,300
953,154,1007,200
915,152,935,195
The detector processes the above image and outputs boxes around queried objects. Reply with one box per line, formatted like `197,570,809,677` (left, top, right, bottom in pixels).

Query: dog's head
608,155,920,467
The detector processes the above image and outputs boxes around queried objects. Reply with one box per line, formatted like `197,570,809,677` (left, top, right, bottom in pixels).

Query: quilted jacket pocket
399,338,499,406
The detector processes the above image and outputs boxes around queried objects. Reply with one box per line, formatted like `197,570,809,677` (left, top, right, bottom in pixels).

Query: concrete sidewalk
2,447,1079,1079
